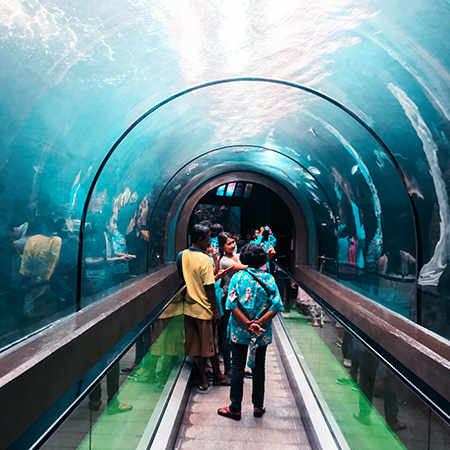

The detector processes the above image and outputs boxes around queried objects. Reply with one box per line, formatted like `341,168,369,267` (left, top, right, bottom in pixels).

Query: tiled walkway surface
174,338,312,450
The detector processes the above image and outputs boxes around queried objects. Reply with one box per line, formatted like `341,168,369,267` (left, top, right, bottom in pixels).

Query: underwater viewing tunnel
1,1,450,449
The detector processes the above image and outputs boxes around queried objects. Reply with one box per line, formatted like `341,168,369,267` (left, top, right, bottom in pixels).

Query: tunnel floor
174,337,311,449
41,308,440,450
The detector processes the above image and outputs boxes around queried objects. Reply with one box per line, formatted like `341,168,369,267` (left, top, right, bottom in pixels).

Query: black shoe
244,371,252,378
89,399,102,411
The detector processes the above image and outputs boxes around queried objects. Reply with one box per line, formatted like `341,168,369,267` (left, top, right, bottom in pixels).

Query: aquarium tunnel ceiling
1,1,450,283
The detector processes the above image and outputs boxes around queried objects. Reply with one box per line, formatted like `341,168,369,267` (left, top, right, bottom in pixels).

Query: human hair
190,224,210,243
210,223,224,238
239,243,267,268
198,219,213,228
218,231,234,256
218,231,234,248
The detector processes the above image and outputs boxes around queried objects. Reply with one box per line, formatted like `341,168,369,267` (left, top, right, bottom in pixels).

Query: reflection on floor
42,322,184,450
281,307,449,450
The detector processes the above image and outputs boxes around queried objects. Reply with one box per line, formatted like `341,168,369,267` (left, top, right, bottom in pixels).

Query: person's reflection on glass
378,239,416,317
106,213,135,286
337,225,354,280
83,211,135,298
19,206,62,325
135,290,184,389
83,212,108,298
353,344,407,432
364,228,383,295
124,197,150,276
6,203,40,328
89,361,132,415
378,242,416,277
47,215,80,313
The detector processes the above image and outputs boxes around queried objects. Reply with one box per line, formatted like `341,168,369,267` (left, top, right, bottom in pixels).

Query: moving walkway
5,263,449,450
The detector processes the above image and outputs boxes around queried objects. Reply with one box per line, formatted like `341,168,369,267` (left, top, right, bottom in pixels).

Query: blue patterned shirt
226,268,283,346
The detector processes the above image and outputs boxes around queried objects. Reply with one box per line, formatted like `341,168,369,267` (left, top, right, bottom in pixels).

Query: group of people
177,223,284,420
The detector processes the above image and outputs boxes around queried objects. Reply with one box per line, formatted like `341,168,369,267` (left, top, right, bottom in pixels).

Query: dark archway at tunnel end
170,171,309,272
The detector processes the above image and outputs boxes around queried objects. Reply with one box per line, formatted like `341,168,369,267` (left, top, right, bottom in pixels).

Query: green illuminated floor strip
78,316,184,450
281,310,406,450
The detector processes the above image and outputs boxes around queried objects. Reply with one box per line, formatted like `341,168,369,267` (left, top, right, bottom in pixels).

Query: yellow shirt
181,248,215,320
20,234,62,283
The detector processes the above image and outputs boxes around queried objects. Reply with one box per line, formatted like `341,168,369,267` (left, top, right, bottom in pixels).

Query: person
274,263,293,312
89,363,132,415
19,232,62,320
84,214,133,414
177,224,229,390
83,212,135,298
218,232,248,376
140,289,185,389
209,223,223,253
218,244,284,420
378,242,416,317
353,345,407,432
295,284,324,328
250,226,277,271
105,213,136,286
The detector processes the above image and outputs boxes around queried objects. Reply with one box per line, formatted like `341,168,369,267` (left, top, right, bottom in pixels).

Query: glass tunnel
1,1,450,449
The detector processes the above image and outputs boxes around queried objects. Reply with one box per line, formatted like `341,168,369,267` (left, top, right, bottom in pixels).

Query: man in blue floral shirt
218,244,283,420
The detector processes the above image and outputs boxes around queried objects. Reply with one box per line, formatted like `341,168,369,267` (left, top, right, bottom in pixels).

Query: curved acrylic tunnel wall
1,1,450,432
81,79,417,318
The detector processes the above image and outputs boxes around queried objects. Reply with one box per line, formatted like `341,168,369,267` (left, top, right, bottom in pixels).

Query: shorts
184,315,218,357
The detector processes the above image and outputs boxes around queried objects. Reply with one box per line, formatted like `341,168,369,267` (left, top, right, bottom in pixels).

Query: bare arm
212,248,220,275
85,257,104,264
215,265,233,281
266,247,276,260
230,262,248,271
254,310,278,327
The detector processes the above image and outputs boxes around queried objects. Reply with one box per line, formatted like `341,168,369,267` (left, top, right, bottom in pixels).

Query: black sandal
253,406,266,417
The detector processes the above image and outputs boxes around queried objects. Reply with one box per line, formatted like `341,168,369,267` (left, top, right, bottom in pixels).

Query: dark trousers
219,307,232,373
230,342,267,413
275,273,292,310
342,331,353,360
358,351,399,424
134,328,152,365
90,363,120,403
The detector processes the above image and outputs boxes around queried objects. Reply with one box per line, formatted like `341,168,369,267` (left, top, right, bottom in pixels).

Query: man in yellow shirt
177,224,230,390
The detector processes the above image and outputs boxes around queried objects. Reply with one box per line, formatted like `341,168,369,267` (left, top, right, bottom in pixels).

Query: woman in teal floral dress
218,244,283,420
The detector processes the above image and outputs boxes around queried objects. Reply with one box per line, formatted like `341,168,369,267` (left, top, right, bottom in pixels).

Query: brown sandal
218,406,241,420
